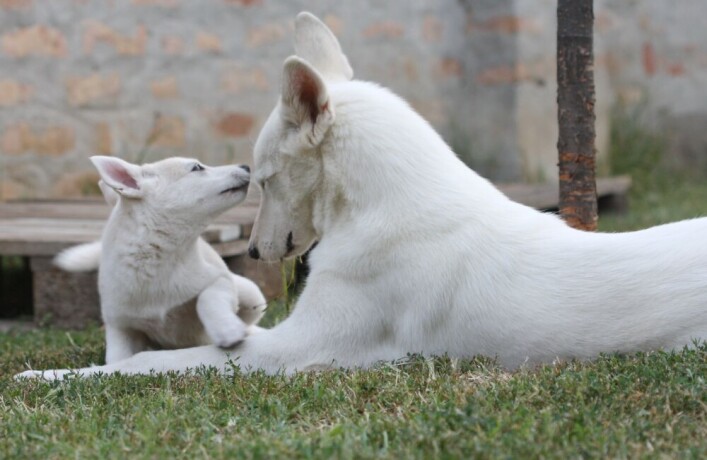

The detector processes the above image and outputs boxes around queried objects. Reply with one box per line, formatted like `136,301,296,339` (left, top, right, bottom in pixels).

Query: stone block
434,58,463,79
216,113,255,138
151,76,179,99
221,67,269,94
131,0,178,6
30,257,101,329
149,115,186,148
161,35,184,55
53,171,102,197
0,179,29,200
66,73,121,107
224,0,262,7
2,25,66,57
1,122,75,156
82,21,147,56
248,22,286,47
323,15,344,36
0,0,31,9
95,122,112,155
0,79,33,106
363,21,404,39
422,16,443,42
196,32,222,53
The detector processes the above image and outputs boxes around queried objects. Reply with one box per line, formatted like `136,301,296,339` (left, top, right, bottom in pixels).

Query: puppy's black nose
248,245,260,260
240,165,250,173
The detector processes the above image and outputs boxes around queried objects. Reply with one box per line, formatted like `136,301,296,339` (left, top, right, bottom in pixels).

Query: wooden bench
497,175,632,212
0,199,282,328
0,176,630,329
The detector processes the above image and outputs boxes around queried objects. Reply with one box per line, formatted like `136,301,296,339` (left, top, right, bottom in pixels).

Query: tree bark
557,0,597,231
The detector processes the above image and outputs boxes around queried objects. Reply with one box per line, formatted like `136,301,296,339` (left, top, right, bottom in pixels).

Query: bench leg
30,257,101,329
224,254,283,302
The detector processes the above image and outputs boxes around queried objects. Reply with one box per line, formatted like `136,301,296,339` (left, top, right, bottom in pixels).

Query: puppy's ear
90,156,143,199
294,12,353,82
281,56,334,148
97,180,119,206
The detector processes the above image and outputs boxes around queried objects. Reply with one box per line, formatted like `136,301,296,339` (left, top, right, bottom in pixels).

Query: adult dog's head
248,13,353,261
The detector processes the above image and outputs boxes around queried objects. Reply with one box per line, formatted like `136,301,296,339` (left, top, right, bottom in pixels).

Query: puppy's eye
191,163,205,172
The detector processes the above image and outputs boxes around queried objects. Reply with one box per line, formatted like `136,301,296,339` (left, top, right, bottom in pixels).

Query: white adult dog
17,13,706,379
49,156,266,365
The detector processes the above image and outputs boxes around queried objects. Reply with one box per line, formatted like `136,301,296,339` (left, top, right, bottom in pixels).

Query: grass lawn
1,121,706,458
1,331,705,459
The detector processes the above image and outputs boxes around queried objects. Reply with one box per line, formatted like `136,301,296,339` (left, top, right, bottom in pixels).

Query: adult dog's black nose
240,164,250,173
248,245,260,260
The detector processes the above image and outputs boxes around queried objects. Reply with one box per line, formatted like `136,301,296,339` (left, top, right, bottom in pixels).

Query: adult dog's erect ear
281,56,334,149
294,12,353,82
90,156,143,199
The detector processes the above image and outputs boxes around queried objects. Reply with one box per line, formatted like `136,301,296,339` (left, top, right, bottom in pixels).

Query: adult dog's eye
191,163,205,172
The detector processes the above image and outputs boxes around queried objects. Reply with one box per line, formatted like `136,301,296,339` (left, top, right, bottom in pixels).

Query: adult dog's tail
54,241,102,272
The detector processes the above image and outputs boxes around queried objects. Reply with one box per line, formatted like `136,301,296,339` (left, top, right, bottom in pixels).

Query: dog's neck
311,82,523,242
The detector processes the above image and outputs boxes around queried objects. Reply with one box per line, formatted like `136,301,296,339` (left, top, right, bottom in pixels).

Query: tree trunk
557,0,597,231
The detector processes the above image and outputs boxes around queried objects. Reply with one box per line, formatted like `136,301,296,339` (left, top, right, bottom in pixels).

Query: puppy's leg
231,274,267,326
15,345,231,380
197,276,248,348
15,320,352,379
105,325,149,364
15,276,396,379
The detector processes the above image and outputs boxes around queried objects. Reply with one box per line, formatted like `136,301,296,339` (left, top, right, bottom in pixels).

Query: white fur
54,241,103,273
17,13,706,379
54,181,118,273
34,156,267,370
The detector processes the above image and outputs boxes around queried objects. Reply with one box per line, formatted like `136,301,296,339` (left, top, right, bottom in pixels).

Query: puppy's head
248,12,352,262
91,156,250,222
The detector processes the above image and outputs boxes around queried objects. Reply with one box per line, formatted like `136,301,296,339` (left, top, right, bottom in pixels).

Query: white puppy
53,156,266,365
17,13,706,379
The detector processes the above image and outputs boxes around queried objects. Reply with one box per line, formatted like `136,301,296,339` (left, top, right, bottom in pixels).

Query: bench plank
0,199,259,223
497,175,632,211
0,214,250,256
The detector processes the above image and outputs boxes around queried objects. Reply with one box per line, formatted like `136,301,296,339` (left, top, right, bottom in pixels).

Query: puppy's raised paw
207,320,248,349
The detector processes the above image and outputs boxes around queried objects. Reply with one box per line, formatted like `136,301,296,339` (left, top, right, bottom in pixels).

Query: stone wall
0,0,705,199
0,0,502,199
594,0,707,172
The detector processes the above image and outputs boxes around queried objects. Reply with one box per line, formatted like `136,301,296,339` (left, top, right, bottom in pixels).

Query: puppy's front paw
207,320,247,349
